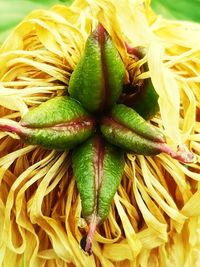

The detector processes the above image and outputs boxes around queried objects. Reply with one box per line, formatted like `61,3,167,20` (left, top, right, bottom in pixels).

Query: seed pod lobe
68,24,125,114
0,96,95,150
72,135,124,254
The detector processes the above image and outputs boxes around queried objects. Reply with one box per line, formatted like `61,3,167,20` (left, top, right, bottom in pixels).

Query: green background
0,0,199,266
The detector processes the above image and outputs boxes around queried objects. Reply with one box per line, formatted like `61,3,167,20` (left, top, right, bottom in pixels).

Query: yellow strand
0,0,200,266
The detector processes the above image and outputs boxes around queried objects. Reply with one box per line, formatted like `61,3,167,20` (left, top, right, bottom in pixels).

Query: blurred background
0,0,200,43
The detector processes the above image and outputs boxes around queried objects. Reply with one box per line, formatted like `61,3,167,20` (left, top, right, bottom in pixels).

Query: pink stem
0,122,24,135
85,218,97,254
159,143,195,163
80,215,99,255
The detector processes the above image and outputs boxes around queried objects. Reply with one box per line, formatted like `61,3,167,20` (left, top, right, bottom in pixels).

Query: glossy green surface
130,78,159,120
72,137,124,221
68,27,125,113
25,125,93,150
68,31,103,112
73,138,96,218
110,104,164,142
21,96,94,149
21,96,88,127
97,143,124,220
103,34,125,110
126,47,159,120
101,104,165,155
101,122,162,156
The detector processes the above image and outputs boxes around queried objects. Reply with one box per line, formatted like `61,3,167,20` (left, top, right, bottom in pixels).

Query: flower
0,0,200,266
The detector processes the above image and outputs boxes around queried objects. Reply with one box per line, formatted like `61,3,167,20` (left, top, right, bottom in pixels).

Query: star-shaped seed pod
0,23,194,255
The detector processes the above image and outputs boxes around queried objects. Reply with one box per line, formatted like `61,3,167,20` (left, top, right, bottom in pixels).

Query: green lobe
123,46,159,120
128,79,159,120
97,144,124,220
103,33,126,110
68,33,103,113
73,138,97,218
21,96,87,127
72,136,124,221
110,104,164,142
24,123,94,150
101,121,162,156
132,47,159,120
101,104,165,156
68,24,125,113
18,96,95,150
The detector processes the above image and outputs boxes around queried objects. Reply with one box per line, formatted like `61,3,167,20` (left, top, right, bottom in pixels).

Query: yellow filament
0,0,200,266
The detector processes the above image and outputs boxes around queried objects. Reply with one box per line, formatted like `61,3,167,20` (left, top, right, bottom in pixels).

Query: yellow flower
0,0,200,266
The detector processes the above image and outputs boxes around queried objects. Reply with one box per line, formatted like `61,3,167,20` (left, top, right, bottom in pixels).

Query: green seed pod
100,104,195,162
101,104,165,156
68,24,125,114
123,45,159,120
72,135,124,254
21,95,90,127
125,79,159,120
110,104,164,143
0,96,95,150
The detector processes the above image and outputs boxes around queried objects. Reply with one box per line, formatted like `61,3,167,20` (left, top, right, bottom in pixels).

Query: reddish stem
0,122,24,136
158,143,195,163
85,217,97,254
80,214,100,255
